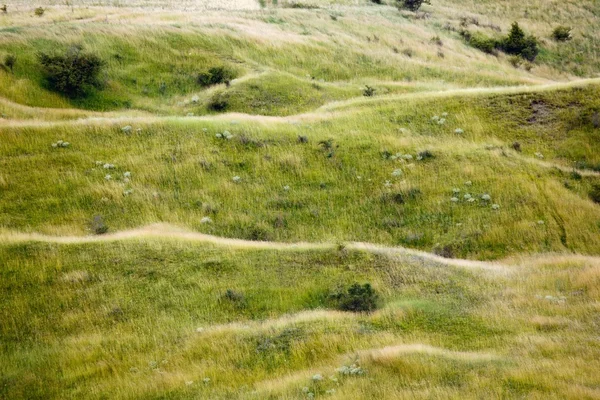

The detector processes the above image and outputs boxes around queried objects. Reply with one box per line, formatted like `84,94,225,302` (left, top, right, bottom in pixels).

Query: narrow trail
1,77,598,129
0,222,539,274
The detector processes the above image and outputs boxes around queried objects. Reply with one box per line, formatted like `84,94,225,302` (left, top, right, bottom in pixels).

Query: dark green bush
34,7,44,17
363,85,376,97
197,66,235,87
4,54,16,72
331,283,380,313
499,22,539,61
552,26,572,42
39,48,104,97
398,0,428,12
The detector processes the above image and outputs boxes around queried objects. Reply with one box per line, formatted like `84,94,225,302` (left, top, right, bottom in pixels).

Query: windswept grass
1,240,599,399
1,84,599,259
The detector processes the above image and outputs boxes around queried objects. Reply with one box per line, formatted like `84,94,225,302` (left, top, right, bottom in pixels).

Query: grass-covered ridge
1,84,599,259
1,239,599,399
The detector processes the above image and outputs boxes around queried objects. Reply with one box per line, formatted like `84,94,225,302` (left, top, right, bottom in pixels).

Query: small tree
500,22,539,61
34,7,45,17
4,54,15,72
39,48,104,97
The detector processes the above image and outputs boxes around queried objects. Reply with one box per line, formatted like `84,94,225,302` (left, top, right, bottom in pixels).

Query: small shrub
4,54,15,72
398,0,428,12
590,183,600,204
433,244,454,258
197,66,235,87
39,48,104,97
460,30,498,55
331,283,379,313
91,215,108,235
512,141,522,152
1,5,7,13
552,26,572,42
363,85,376,97
208,96,228,112
222,289,246,307
34,7,45,17
417,149,434,160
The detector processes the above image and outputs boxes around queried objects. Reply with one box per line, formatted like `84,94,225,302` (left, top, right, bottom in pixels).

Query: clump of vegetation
398,0,429,12
552,26,572,42
363,85,376,97
462,22,539,61
330,283,380,313
34,7,45,17
3,54,15,72
460,31,498,55
197,66,235,88
590,183,600,204
499,22,539,61
1,4,7,13
91,215,108,235
38,48,104,97
370,0,383,4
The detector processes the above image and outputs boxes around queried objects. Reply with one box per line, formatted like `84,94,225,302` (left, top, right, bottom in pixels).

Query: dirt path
0,223,514,273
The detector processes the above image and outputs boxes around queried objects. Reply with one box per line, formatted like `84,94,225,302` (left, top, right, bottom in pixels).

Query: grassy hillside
1,239,600,399
1,83,599,259
1,1,600,399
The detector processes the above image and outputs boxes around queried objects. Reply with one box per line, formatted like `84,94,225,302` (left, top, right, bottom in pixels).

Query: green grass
1,85,599,259
1,240,599,399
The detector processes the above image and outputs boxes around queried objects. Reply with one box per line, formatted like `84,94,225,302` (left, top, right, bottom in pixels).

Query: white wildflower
232,176,241,183
124,171,131,178
105,174,112,180
467,197,476,203
537,220,545,225
492,204,500,210
103,163,115,169
283,185,290,191
200,217,212,224
450,197,459,202
452,188,461,194
191,95,200,103
223,130,233,140
438,118,446,125
123,189,133,196
391,169,403,177
416,156,423,161
326,389,336,394
384,180,392,188
481,194,491,201
51,143,58,148
463,193,472,200
403,154,413,160
312,374,323,382
464,180,472,186
534,152,544,159
121,126,132,133
441,112,448,117
185,381,194,386
431,115,440,121
95,161,103,166
454,128,464,134
216,133,223,138
202,377,210,384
